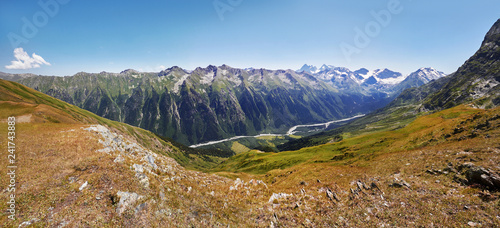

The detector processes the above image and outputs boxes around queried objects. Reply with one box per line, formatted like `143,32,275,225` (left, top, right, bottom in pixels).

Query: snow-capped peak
409,67,446,83
298,64,319,74
296,64,446,92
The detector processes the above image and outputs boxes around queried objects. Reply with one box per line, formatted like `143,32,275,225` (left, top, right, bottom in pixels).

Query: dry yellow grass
1,107,499,226
0,79,499,227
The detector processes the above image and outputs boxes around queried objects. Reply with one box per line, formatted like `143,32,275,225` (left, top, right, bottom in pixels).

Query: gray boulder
465,165,500,190
116,191,144,215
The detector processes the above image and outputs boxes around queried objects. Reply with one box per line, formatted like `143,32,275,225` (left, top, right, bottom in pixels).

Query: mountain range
0,65,445,146
298,64,446,95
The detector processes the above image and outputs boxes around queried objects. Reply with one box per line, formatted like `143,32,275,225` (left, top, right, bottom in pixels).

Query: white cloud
156,65,167,71
5,47,51,70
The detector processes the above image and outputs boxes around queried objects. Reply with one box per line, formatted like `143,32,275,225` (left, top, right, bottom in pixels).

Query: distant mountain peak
354,68,369,74
168,66,184,71
294,64,448,93
158,66,187,77
401,67,446,87
206,65,218,72
416,67,437,72
298,64,319,73
319,64,333,71
373,68,402,79
120,69,139,74
220,64,232,69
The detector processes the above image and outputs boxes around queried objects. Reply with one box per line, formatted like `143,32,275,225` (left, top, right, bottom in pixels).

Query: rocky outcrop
116,191,144,215
465,165,500,189
442,162,500,190
457,163,500,190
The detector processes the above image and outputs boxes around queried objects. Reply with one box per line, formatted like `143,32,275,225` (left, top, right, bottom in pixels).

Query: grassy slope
276,100,422,151
0,79,222,170
215,105,499,174
0,116,243,227
0,79,242,226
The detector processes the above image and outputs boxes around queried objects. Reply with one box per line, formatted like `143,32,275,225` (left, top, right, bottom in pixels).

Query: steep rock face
237,86,269,132
82,86,121,121
177,83,223,144
124,86,145,126
423,19,500,110
140,87,161,132
209,87,247,136
157,89,182,139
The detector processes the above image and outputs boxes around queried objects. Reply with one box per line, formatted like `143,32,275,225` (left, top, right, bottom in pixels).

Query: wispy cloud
5,47,51,69
156,65,166,71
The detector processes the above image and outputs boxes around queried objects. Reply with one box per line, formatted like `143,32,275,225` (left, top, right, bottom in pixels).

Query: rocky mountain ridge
0,64,445,146
298,64,447,95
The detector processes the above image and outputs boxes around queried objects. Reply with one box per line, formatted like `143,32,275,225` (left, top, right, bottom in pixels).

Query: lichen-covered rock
116,191,144,215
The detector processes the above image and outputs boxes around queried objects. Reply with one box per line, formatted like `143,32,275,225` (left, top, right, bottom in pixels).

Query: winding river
189,114,365,148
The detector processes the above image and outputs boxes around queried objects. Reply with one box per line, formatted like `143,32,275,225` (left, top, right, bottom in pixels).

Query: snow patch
173,74,189,93
378,75,407,85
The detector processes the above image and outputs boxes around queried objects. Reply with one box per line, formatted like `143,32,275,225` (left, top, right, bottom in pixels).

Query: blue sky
1,0,499,76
